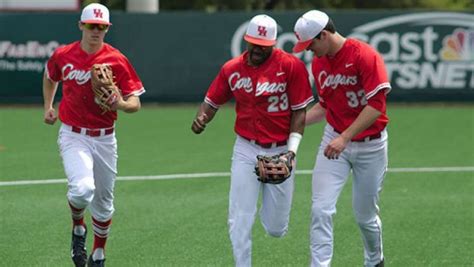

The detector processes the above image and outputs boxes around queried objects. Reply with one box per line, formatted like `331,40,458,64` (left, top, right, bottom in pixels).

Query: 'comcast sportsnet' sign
349,12,474,90
231,12,474,91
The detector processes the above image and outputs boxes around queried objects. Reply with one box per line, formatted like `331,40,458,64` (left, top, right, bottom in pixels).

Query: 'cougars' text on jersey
46,41,145,128
312,38,391,139
205,48,314,143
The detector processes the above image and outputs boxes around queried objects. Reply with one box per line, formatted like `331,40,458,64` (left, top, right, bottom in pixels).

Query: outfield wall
1,11,473,103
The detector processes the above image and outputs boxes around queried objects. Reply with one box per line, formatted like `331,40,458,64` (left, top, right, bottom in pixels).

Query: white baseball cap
293,10,329,53
244,14,277,46
80,3,111,25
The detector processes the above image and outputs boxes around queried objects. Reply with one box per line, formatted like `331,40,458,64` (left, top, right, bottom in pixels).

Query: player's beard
248,47,272,66
315,52,324,58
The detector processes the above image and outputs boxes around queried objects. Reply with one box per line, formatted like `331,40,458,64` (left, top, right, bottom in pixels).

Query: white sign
0,41,61,73
0,0,79,10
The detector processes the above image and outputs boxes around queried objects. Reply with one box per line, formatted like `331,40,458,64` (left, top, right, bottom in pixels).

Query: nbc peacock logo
440,28,474,61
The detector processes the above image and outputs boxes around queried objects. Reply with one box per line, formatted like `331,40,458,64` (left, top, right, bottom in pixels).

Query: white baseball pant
229,135,295,267
58,123,117,222
311,124,387,267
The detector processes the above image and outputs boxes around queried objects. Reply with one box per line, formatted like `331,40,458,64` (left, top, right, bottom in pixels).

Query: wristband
287,132,303,154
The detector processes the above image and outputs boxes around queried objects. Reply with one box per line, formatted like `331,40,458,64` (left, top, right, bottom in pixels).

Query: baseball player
292,10,390,267
191,14,314,266
42,3,145,267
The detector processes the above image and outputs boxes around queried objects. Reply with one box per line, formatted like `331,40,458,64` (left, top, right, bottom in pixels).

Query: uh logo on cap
257,26,267,37
93,8,103,18
244,14,277,46
80,3,112,25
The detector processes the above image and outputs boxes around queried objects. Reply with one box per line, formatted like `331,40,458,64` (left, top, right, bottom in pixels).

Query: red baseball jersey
312,38,391,139
205,48,314,144
46,41,145,128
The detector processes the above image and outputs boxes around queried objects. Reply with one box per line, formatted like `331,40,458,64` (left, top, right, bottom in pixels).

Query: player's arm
339,106,381,141
42,72,59,125
113,58,145,113
284,108,306,156
191,102,218,134
192,65,231,134
305,102,326,125
339,45,389,141
339,91,384,141
285,58,316,155
114,95,141,113
290,108,306,136
324,91,385,160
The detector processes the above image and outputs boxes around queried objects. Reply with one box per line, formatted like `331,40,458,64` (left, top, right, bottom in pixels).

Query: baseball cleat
375,258,384,267
71,227,87,267
87,255,106,267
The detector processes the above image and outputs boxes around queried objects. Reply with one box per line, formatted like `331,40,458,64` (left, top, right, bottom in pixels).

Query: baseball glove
255,151,295,184
90,64,120,113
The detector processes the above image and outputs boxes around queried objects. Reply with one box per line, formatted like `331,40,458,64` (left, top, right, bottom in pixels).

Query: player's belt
71,126,114,137
241,136,287,149
333,128,381,142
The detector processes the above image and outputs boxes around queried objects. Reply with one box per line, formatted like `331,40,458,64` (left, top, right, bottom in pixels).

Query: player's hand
111,97,122,111
108,89,124,111
324,135,349,160
44,108,57,125
279,151,296,169
191,113,208,134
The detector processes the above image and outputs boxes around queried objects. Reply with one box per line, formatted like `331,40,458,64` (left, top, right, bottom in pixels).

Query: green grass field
0,104,473,266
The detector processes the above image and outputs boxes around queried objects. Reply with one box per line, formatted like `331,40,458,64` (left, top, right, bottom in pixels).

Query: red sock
92,217,112,252
68,201,85,226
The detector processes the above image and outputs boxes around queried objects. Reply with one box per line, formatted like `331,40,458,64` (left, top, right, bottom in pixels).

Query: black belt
241,136,287,148
333,128,381,142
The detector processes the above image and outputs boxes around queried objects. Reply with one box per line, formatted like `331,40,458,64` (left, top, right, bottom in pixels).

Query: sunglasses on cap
82,23,109,31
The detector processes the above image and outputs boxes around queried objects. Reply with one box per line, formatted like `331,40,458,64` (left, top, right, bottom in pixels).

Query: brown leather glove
90,64,120,114
255,151,295,184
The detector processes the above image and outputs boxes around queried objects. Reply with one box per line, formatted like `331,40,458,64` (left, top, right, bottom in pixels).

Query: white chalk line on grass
1,166,473,187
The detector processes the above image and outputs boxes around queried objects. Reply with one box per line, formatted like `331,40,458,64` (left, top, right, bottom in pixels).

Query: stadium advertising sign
0,41,61,73
348,12,474,90
231,12,474,91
